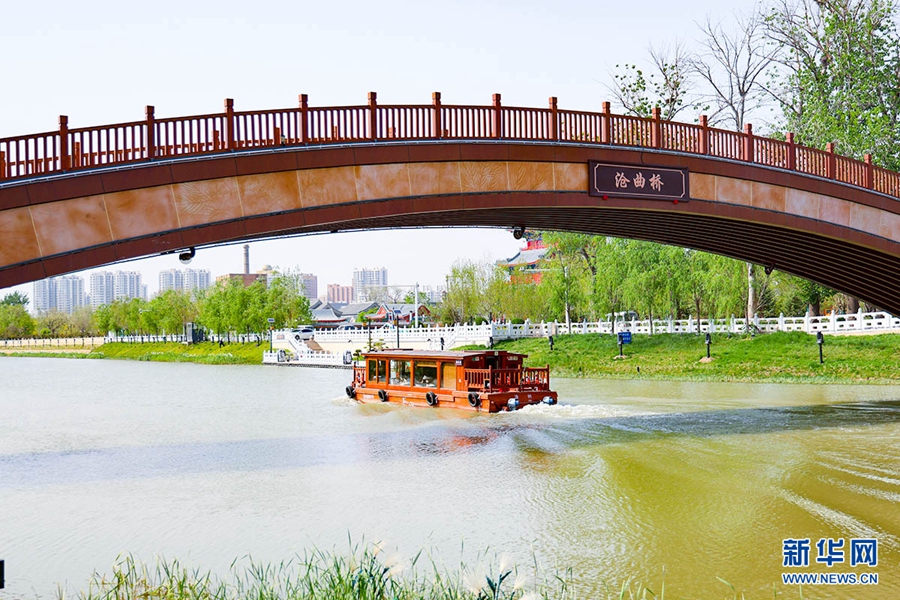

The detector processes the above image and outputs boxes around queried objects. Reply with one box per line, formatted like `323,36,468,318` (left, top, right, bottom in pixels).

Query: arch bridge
1,92,899,312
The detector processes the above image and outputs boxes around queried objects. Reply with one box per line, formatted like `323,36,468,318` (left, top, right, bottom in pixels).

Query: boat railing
353,366,366,385
464,367,551,391
519,367,550,390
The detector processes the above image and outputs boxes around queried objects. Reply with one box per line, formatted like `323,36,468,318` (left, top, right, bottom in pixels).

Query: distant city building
298,273,318,300
420,285,445,303
56,275,86,314
257,264,277,285
32,275,86,314
217,245,268,288
352,267,388,302
159,268,211,294
184,269,211,292
32,278,55,314
158,269,184,293
114,271,145,301
89,272,116,309
327,284,353,304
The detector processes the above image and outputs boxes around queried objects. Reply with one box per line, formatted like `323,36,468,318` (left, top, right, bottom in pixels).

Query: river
1,357,898,599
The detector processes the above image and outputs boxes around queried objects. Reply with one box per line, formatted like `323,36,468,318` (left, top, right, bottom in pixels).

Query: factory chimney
243,245,250,275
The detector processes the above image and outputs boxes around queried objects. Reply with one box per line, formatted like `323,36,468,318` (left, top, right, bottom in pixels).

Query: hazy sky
0,0,745,300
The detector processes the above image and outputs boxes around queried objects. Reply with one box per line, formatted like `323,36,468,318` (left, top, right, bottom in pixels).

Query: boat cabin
347,349,557,412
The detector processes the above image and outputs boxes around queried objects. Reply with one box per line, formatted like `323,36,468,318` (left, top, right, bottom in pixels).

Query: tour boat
346,349,558,412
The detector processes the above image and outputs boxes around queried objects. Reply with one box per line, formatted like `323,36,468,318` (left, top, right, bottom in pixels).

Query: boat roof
361,349,524,359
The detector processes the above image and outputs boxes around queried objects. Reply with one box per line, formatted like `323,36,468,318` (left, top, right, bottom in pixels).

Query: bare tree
609,41,697,120
691,9,779,325
692,11,779,130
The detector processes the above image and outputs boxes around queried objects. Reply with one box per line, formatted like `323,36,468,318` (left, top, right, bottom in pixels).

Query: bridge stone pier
1,93,899,312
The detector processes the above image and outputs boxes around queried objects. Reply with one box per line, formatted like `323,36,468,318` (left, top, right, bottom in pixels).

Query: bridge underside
230,202,900,314
1,142,899,313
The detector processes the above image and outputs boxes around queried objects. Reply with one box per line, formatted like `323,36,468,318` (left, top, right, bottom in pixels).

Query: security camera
512,226,525,240
178,247,196,264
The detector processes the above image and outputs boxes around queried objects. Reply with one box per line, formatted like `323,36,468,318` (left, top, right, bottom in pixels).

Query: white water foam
512,402,656,420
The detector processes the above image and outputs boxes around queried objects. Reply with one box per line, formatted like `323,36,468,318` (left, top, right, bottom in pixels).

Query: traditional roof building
365,303,432,325
309,300,378,328
498,234,550,283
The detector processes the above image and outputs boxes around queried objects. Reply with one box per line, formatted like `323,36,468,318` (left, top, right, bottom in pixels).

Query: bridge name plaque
589,162,689,202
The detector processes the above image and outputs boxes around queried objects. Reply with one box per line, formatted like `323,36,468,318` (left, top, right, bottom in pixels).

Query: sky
0,0,744,301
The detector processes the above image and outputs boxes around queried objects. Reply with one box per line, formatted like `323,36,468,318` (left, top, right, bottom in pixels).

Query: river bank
1,331,898,383
483,331,900,384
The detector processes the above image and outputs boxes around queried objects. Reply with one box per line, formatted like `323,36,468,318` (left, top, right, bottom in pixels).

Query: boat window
440,362,456,389
414,361,437,388
390,360,411,386
368,359,386,383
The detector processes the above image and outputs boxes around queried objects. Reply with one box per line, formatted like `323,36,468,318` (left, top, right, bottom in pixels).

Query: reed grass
64,543,800,600
68,543,577,600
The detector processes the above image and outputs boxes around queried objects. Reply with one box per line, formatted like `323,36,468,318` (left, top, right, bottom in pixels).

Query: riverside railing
6,310,895,349
307,308,900,347
2,93,900,200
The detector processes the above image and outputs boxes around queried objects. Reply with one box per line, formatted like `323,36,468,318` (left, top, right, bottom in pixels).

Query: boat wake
511,402,654,420
330,396,359,407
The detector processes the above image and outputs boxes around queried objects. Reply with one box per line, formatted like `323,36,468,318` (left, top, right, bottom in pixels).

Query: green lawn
87,341,267,365
473,331,900,384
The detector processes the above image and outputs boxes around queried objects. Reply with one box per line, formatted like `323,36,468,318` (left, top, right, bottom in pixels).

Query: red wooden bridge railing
1,92,898,199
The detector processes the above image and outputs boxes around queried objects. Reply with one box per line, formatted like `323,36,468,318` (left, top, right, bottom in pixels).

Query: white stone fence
312,309,900,348
13,310,893,350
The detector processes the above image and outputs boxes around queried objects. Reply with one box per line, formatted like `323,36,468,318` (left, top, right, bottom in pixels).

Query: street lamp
563,265,571,334
267,317,275,352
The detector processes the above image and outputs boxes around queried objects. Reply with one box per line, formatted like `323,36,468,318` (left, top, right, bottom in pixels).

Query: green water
1,359,897,599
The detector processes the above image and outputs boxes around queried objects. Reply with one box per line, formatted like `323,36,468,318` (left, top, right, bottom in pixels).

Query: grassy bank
0,341,273,365
478,331,900,384
3,332,898,383
93,341,267,364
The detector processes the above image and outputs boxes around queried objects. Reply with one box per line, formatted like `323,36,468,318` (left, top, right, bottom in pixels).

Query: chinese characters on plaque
589,161,688,201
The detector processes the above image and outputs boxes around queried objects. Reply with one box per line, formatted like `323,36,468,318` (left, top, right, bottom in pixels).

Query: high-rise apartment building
327,284,353,304
114,271,145,301
184,269,211,292
352,267,388,302
298,273,318,300
56,276,86,314
420,285,445,303
159,268,211,294
158,269,184,293
32,275,86,314
89,272,116,309
32,279,56,314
